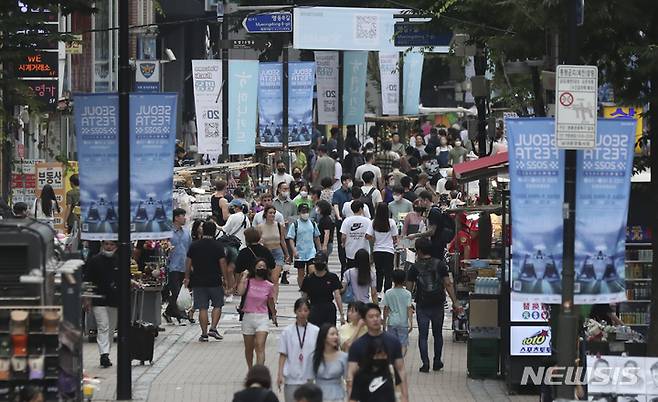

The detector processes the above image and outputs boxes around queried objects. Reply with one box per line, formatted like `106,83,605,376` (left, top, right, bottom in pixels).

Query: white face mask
393,195,402,202
346,181,353,189
280,191,289,199
300,213,310,220
300,191,308,198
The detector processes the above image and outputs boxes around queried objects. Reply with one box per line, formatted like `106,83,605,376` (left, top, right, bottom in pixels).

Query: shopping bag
176,287,193,312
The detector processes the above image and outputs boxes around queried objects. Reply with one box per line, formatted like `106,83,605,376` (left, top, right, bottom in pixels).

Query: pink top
243,279,274,314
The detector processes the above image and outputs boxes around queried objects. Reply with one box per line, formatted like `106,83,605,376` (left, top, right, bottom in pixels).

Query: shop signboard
74,93,119,241
15,51,58,78
315,51,339,125
192,60,223,155
342,51,368,125
403,52,424,115
510,294,550,322
603,105,644,153
228,60,258,155
510,326,552,356
574,119,635,304
24,80,58,109
129,93,178,240
288,62,315,147
378,52,399,116
258,63,284,148
35,162,66,231
507,118,565,303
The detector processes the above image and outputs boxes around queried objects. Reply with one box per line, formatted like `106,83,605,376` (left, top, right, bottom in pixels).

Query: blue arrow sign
243,12,292,33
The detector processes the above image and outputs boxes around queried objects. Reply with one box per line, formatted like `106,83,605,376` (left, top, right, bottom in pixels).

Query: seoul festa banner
129,93,178,240
191,60,222,155
74,94,119,240
507,118,565,303
574,119,635,304
228,60,258,155
403,52,424,115
288,62,315,147
343,51,368,125
315,51,339,125
258,63,283,148
378,52,399,116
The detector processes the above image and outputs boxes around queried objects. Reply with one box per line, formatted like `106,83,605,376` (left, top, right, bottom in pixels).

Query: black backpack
416,259,446,305
429,206,456,244
360,187,376,217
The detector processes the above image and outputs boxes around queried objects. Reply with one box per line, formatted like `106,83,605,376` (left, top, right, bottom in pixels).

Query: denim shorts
192,287,224,310
270,247,285,266
387,325,409,347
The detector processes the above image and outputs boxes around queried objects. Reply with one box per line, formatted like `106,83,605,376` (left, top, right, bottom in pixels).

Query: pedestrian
309,324,348,402
388,186,413,222
346,303,409,402
274,182,297,224
232,364,279,402
292,185,314,209
257,206,289,299
388,160,407,188
253,193,285,226
360,171,383,207
163,208,192,325
237,258,278,369
315,200,334,257
12,202,28,219
339,302,368,352
401,199,427,239
354,153,382,189
341,188,372,219
330,149,342,191
83,241,120,368
277,298,320,402
342,249,378,304
219,198,252,302
319,177,334,204
301,258,344,328
184,221,228,342
65,173,80,233
211,180,231,226
406,237,462,372
235,227,276,276
312,144,335,187
340,201,371,271
273,160,294,196
332,174,353,275
33,184,60,227
413,134,427,158
406,191,455,261
293,384,323,402
390,133,405,156
382,270,413,356
375,140,400,179
366,203,398,295
286,204,321,288
400,176,417,203
290,167,306,199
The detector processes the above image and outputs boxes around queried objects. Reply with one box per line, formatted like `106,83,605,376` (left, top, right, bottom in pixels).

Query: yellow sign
65,35,83,55
603,106,643,153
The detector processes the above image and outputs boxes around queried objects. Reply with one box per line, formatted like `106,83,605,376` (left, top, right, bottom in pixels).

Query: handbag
218,215,247,249
236,279,250,321
342,269,355,303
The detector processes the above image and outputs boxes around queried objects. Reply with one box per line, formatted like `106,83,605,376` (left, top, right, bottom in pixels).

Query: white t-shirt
340,215,372,259
361,185,383,206
354,164,382,184
252,209,284,226
332,161,343,191
342,201,371,219
221,212,252,249
278,323,320,384
272,173,294,194
367,218,398,254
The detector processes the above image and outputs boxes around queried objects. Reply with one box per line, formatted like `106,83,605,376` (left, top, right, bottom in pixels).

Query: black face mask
255,269,269,279
277,168,286,174
293,172,302,178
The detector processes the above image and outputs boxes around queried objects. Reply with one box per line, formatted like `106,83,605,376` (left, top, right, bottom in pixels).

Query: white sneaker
225,295,234,303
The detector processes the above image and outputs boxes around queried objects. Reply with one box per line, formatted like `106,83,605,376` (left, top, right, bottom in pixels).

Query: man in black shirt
406,238,462,372
347,303,409,402
184,221,228,342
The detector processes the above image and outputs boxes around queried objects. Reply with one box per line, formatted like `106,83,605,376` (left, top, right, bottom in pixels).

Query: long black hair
312,323,337,374
360,336,391,372
372,202,391,232
354,249,371,286
40,184,60,217
191,219,204,241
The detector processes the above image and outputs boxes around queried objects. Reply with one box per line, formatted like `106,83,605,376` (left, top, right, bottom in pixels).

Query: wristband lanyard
295,324,307,363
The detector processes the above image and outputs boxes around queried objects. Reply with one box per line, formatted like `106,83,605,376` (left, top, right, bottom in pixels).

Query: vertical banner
403,51,424,115
135,60,160,92
35,162,66,231
228,60,258,155
129,93,178,240
192,60,222,154
378,52,399,116
288,62,315,147
574,119,635,304
74,93,119,240
258,63,284,148
315,51,339,125
507,118,565,303
342,51,368,125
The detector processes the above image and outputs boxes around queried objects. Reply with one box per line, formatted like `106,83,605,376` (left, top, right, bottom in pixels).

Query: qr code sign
355,15,378,41
204,123,221,138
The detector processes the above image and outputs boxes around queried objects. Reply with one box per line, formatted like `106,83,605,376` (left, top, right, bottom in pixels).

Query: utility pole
473,46,489,203
220,0,229,162
398,51,404,117
282,44,289,170
116,0,132,398
337,51,344,162
556,0,579,398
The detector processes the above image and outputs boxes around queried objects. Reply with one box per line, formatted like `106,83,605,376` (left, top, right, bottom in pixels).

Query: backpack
360,187,376,217
415,259,446,305
292,219,319,243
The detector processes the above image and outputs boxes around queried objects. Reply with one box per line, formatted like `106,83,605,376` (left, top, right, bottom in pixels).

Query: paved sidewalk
84,256,536,402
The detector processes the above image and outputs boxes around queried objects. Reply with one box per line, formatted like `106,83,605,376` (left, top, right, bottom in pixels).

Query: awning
453,152,508,183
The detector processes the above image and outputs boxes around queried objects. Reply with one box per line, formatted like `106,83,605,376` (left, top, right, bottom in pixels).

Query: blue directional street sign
394,21,453,47
243,12,293,33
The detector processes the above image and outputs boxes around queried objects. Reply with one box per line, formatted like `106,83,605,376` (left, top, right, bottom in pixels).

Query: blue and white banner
191,60,222,155
74,93,119,241
258,63,283,148
129,93,178,240
315,51,339,125
288,62,315,147
228,60,258,155
574,119,635,304
378,52,399,116
507,118,565,303
403,52,424,115
342,51,368,125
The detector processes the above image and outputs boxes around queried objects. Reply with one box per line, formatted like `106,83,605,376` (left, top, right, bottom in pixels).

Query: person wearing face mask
435,135,452,168
332,175,353,276
274,182,297,225
273,160,294,196
291,167,306,199
287,204,322,288
448,138,469,166
301,259,344,328
237,258,278,369
83,241,120,368
388,160,407,188
402,199,427,241
293,185,314,210
388,186,413,223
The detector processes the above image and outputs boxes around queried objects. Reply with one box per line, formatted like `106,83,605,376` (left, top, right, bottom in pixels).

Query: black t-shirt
235,244,276,274
406,257,449,308
348,332,403,366
301,272,341,304
351,368,396,402
232,387,279,402
210,195,227,226
403,190,418,203
186,238,226,287
318,215,335,245
427,207,454,259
